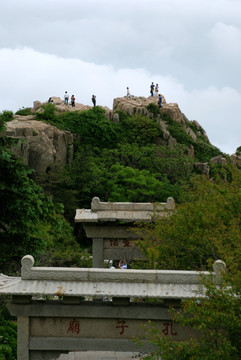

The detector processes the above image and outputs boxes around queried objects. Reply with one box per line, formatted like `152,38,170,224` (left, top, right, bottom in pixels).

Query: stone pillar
92,238,104,268
17,316,29,360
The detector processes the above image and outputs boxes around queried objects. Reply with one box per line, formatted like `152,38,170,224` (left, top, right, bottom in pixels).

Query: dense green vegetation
137,173,241,270
0,111,90,275
33,104,224,220
15,107,32,116
0,303,16,360
137,173,241,359
0,103,240,359
143,276,241,360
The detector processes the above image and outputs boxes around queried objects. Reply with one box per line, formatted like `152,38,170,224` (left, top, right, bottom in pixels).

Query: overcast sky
1,0,241,154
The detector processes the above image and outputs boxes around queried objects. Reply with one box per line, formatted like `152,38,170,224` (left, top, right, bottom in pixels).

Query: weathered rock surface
33,96,113,121
33,97,92,114
113,95,166,117
231,147,241,169
33,96,209,148
4,116,73,176
209,155,227,166
194,162,210,176
113,96,209,145
1,95,219,178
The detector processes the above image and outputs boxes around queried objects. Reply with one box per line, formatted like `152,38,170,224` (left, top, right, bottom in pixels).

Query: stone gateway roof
0,255,226,300
75,197,175,223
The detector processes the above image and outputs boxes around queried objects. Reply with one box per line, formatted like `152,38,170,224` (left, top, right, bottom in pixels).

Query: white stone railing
91,196,175,211
75,197,175,223
21,255,226,283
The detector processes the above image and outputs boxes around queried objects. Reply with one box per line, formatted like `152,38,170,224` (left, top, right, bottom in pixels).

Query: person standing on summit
126,87,132,99
158,94,162,109
64,91,69,106
150,82,155,97
92,95,96,107
71,95,75,107
154,83,159,97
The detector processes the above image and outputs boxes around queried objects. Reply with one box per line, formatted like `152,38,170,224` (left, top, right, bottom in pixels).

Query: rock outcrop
1,94,218,177
33,96,113,122
231,148,241,169
194,162,210,176
4,115,73,176
32,96,209,149
209,155,227,166
33,97,91,114
113,95,166,116
113,95,209,146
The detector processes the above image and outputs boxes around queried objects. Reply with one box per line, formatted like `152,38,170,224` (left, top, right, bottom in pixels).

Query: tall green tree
0,115,89,274
142,270,241,360
137,169,241,359
138,170,241,271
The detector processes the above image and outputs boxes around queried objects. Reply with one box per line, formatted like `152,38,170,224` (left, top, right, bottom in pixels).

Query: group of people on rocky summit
150,82,162,108
61,87,162,109
63,91,76,107
150,82,159,97
63,91,97,107
125,82,162,109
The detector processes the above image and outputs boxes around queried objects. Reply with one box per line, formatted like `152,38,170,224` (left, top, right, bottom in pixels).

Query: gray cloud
1,0,241,154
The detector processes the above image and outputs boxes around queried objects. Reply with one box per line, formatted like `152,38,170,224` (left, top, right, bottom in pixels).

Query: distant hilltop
2,95,241,176
32,95,209,142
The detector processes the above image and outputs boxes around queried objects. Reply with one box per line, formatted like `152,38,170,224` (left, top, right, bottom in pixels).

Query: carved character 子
116,320,128,335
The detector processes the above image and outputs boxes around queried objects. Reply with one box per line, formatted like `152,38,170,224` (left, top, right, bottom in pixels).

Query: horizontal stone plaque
30,317,198,341
83,225,139,239
103,239,145,260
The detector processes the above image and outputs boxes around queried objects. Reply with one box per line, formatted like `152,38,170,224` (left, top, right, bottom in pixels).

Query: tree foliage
0,304,17,360
0,118,90,274
136,169,241,359
137,170,241,271
0,101,240,358
0,111,14,124
15,107,32,116
142,272,241,360
34,107,200,210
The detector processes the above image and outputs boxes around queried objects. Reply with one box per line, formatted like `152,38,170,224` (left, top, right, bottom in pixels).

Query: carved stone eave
0,256,226,300
75,197,175,224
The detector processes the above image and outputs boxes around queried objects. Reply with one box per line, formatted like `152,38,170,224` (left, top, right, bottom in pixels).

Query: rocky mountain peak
4,115,73,176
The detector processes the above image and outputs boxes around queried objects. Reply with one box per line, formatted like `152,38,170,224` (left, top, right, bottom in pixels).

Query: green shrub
58,106,119,149
0,111,14,123
106,163,178,202
15,107,32,116
236,146,241,155
146,103,160,117
116,110,128,122
209,161,233,182
35,103,58,124
167,121,194,146
161,112,194,146
120,114,163,145
186,120,207,141
193,140,222,162
0,304,17,360
160,112,173,124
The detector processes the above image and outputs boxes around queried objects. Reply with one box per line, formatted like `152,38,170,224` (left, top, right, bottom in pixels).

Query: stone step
58,351,143,360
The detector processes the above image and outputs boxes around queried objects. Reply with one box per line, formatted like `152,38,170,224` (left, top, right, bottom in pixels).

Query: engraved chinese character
110,239,119,247
170,323,177,336
123,240,131,247
116,320,128,335
67,319,80,334
162,322,177,336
